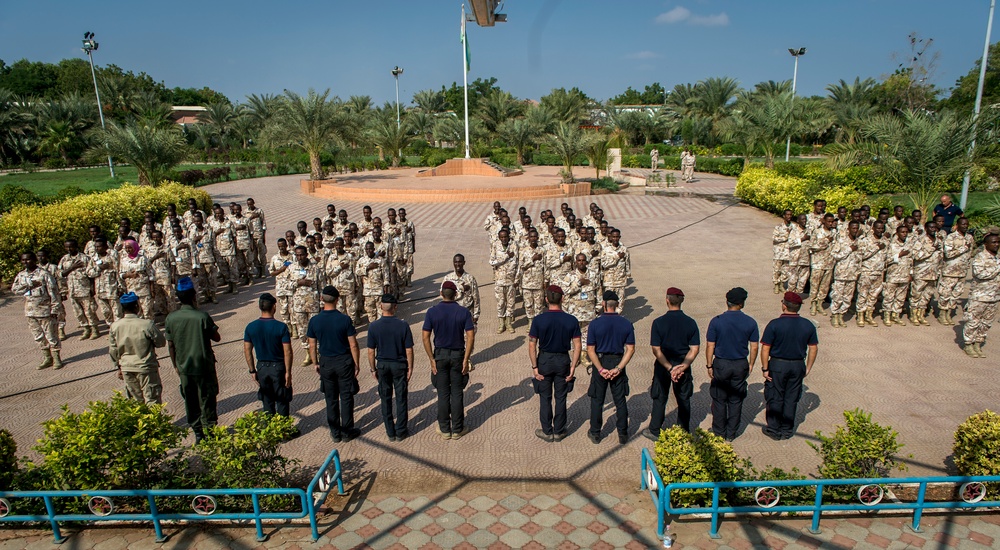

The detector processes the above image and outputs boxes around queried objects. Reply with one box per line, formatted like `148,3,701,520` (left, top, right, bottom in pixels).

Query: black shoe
762,428,782,441
343,428,361,441
587,432,600,445
330,430,342,443
395,432,408,442
640,428,658,442
388,434,398,442
535,429,553,442
552,431,567,442
452,426,470,440
618,433,628,445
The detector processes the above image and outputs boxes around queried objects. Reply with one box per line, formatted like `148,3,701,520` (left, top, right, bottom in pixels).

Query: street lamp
391,66,404,130
785,47,806,162
82,32,114,178
960,0,996,210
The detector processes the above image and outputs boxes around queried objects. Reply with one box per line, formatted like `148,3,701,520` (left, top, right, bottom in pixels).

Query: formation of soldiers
771,199,1000,358
478,200,632,368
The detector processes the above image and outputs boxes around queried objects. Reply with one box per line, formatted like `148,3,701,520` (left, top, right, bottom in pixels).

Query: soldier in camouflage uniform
962,229,1000,358
808,214,837,316
147,230,177,318
398,208,416,288
519,230,547,322
806,199,827,236
167,222,194,282
284,245,323,361
59,239,100,340
574,227,603,274
561,253,601,367
88,237,122,328
269,238,295,334
356,205,375,240
12,251,63,369
118,239,153,319
36,249,67,340
209,206,239,294
787,214,811,293
182,198,207,230
444,253,480,370
358,241,390,325
545,229,575,285
939,217,975,325
490,229,519,334
188,212,219,304
246,198,267,277
384,209,409,298
909,222,942,326
829,221,863,327
229,204,254,284
772,210,794,293
326,238,358,323
885,206,905,237
600,228,631,313
855,221,889,327
483,201,502,237
883,225,913,326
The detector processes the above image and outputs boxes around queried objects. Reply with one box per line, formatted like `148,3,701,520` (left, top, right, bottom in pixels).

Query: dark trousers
763,358,806,438
178,371,219,436
432,348,468,433
588,354,629,437
256,360,291,417
319,354,357,437
649,361,693,433
537,352,571,435
377,359,409,438
709,357,749,440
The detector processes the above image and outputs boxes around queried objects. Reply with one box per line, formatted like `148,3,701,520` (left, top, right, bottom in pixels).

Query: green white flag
461,8,471,72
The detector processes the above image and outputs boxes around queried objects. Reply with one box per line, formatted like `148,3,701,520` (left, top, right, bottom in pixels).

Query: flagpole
462,4,471,158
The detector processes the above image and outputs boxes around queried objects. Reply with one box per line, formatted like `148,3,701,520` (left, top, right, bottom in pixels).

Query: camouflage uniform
490,239,519,320
246,206,267,276
356,218,375,240
518,244,547,320
909,234,942,318
114,230,140,254
830,233,863,316
599,241,631,313
38,260,67,335
444,271,481,321
787,224,810,293
401,218,416,287
559,266,601,357
58,252,99,333
939,230,975,313
326,250,357,322
229,214,254,282
544,242,574,284
808,226,836,312
188,225,218,303
885,216,905,238
87,250,122,324
883,238,913,315
282,260,323,347
856,233,889,316
119,253,153,319
805,212,825,236
483,213,500,237
147,244,177,317
182,209,206,230
270,251,294,326
11,267,61,351
962,248,1000,346
772,222,792,287
209,216,239,287
574,239,604,275
384,226,409,297
357,253,389,323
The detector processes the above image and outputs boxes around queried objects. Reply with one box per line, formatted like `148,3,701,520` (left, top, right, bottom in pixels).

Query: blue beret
176,276,195,292
119,292,138,305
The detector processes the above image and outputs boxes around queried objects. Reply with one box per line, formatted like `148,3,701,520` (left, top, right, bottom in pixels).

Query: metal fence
640,447,1000,539
0,448,344,543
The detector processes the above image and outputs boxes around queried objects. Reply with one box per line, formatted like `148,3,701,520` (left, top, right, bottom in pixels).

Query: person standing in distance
243,293,296,423
705,287,759,441
110,292,166,405
585,290,634,445
165,276,221,443
367,294,414,442
422,281,476,440
528,285,581,442
308,286,361,442
643,287,700,440
760,292,819,440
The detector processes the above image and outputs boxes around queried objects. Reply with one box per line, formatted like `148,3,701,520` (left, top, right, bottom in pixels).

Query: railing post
911,481,927,533
658,484,666,539
334,452,345,495
710,486,721,538
43,495,64,543
252,493,265,542
810,483,823,534
148,494,166,542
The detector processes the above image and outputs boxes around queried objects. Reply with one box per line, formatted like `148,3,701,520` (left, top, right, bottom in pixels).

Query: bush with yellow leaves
0,182,211,280
736,167,867,216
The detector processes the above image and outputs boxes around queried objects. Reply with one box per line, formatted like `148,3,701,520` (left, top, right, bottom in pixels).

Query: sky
1,1,996,105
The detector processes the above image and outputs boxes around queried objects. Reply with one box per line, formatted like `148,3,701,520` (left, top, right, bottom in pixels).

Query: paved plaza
1,169,997,548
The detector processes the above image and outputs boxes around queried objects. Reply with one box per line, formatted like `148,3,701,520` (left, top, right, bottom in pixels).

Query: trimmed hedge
660,156,744,176
736,166,866,215
0,182,212,280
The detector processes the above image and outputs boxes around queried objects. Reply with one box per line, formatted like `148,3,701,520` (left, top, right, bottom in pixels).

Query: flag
461,7,471,72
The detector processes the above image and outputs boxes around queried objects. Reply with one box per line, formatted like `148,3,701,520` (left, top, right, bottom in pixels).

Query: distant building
170,106,207,126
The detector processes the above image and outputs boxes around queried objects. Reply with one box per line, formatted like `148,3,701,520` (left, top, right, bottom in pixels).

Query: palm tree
261,89,350,180
547,122,586,182
667,83,699,118
694,77,740,121
0,90,33,166
34,93,94,163
128,91,173,128
433,115,484,149
245,93,280,129
525,104,556,134
582,130,612,179
368,118,414,167
479,90,525,136
754,80,792,96
92,120,188,185
540,88,591,126
412,89,448,114
498,118,541,165
198,101,237,147
407,110,436,145
825,77,878,144
716,91,802,168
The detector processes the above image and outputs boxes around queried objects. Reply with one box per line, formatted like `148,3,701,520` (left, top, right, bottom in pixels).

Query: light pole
785,47,806,162
391,66,404,130
960,0,996,210
82,32,114,178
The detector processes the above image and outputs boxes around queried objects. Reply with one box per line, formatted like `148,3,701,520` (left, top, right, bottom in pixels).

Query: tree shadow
465,379,533,431
353,379,437,436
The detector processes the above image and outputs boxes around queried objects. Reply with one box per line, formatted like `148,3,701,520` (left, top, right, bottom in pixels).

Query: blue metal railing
0,448,344,543
640,447,1000,539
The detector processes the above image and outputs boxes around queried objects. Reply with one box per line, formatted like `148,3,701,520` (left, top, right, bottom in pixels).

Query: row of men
771,198,1000,357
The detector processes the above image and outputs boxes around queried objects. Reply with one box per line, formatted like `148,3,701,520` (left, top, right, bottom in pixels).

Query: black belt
771,357,804,362
539,350,569,355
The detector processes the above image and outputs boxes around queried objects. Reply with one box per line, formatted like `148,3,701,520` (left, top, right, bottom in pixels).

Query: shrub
809,409,906,500
0,182,212,280
421,148,458,167
953,410,1000,498
591,177,620,192
0,184,45,214
653,427,748,507
736,167,866,215
0,429,16,491
177,169,206,186
52,185,90,202
747,466,813,505
622,154,651,169
42,158,68,170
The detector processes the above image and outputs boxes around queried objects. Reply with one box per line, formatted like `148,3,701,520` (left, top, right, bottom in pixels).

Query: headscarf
124,238,140,260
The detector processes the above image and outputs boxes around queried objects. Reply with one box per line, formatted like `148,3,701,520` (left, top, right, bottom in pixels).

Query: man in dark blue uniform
933,194,963,233
422,281,475,440
705,287,759,441
586,290,635,445
760,291,819,440
367,293,414,442
307,286,361,442
528,285,581,442
643,287,700,440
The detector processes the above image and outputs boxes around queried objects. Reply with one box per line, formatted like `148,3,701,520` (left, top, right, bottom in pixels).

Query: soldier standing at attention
210,205,239,294
12,251,63,370
855,221,889,327
484,201,503,236
358,241,390,325
188,212,218,304
586,290,634,445
59,239,100,340
147,230,177,319
829,221,863,328
398,208,416,289
883,225,913,327
490,229,519,334
962,229,1000,358
787,214,811,294
519,230,548,324
644,287,699,439
910,222,942,326
269,238,295,335
772,210,794,294
36,249,67,340
327,238,358,323
705,287,758,441
600,228,631,313
545,229,574,284
939,217,975,325
562,253,600,368
89,237,122,328
110,292,166,405
284,245,322,363
230,204,254,285
444,253,480,368
119,239,153,319
808,214,837,316
246,197,267,278
760,292,818,440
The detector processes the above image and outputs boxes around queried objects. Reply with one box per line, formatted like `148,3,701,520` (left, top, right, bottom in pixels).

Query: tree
441,77,500,118
198,101,238,147
694,77,740,122
547,122,586,182
498,118,541,165
540,87,592,126
92,120,188,185
716,90,803,168
244,93,280,130
412,89,448,113
943,41,1000,115
826,78,878,144
367,118,414,167
610,82,667,105
165,87,229,107
874,33,940,112
582,130,611,179
34,93,95,164
262,89,350,180
0,89,33,166
479,89,524,135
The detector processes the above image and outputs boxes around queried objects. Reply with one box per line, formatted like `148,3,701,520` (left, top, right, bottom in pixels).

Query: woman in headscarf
118,238,154,319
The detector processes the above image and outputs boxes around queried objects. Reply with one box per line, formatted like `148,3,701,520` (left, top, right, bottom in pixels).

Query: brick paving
0,168,996,548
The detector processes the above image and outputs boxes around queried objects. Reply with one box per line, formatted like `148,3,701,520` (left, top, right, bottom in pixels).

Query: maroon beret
441,281,457,291
783,291,803,305
666,287,684,297
546,284,563,295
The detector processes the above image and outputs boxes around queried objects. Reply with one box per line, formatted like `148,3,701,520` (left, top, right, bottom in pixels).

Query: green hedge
0,182,212,280
736,166,867,215
659,156,744,176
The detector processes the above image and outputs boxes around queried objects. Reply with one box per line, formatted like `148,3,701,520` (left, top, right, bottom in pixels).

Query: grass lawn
0,164,255,196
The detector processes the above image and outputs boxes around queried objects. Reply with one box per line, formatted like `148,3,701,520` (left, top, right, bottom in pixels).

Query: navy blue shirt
306,309,357,357
586,312,635,354
650,310,700,363
706,310,760,360
367,315,414,362
761,314,818,360
422,301,474,350
933,203,963,231
529,309,581,353
243,317,291,363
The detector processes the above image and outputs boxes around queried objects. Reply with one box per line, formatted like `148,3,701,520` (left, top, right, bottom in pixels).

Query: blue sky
1,1,995,105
